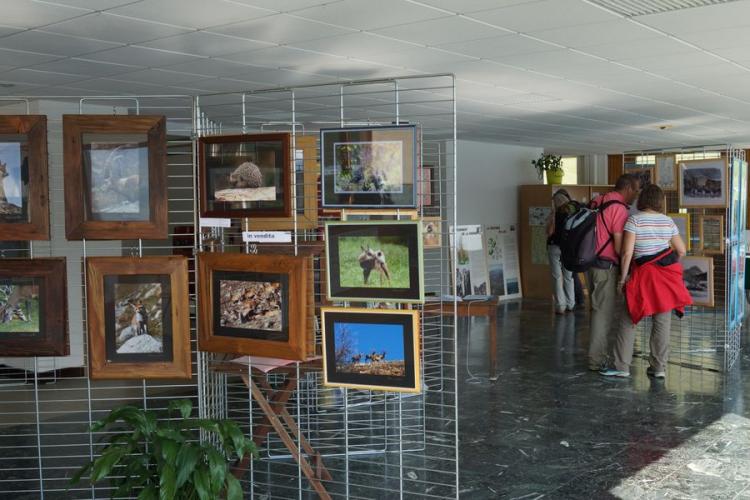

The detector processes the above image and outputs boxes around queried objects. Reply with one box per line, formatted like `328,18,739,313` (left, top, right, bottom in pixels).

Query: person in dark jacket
546,189,576,314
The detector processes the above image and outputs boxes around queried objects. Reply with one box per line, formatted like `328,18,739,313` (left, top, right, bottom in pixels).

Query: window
560,156,578,185
675,152,721,162
635,155,656,165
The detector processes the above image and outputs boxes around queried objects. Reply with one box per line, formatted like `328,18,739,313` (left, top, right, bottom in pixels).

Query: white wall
455,140,543,226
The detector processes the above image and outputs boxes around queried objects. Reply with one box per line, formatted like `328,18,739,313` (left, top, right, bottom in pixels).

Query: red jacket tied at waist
624,253,693,325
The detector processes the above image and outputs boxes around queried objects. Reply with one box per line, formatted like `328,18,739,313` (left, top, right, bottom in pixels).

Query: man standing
587,174,640,371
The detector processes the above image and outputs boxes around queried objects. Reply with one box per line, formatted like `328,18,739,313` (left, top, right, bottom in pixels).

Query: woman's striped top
624,211,678,259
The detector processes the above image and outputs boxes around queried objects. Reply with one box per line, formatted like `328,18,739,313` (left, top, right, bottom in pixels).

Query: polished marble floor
459,300,750,499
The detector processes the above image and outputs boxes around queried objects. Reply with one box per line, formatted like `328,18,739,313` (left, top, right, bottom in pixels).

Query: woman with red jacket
600,184,692,379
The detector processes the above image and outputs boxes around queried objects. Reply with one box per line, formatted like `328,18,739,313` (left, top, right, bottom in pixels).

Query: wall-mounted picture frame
325,221,424,303
0,258,68,356
321,125,417,208
63,115,168,240
0,115,49,240
199,133,292,220
668,213,691,251
678,158,728,208
682,256,714,307
698,215,724,255
341,209,418,221
655,155,676,191
321,307,420,393
197,252,311,360
630,167,654,188
86,256,191,380
422,216,442,249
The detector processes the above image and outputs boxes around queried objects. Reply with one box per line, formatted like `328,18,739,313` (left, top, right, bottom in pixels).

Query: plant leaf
225,474,243,500
68,461,92,486
206,448,227,493
192,468,211,500
175,444,201,488
138,484,158,500
169,399,193,420
159,463,177,500
90,447,127,483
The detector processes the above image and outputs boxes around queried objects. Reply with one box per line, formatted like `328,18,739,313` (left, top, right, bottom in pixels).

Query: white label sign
199,217,231,228
242,231,293,243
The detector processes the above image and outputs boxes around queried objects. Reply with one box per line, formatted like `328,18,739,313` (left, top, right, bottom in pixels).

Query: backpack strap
594,200,628,257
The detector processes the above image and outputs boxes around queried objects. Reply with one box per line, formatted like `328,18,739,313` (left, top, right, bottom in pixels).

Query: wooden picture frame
197,252,311,360
321,307,420,393
668,213,691,251
682,256,714,307
0,258,68,356
0,115,49,240
655,154,677,191
422,216,442,249
199,133,291,220
341,209,418,221
325,221,424,303
63,115,168,240
678,158,728,208
321,125,418,208
698,215,725,255
86,256,191,380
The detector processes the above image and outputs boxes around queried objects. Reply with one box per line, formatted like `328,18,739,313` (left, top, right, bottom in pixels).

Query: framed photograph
0,258,67,356
630,167,654,188
86,256,191,380
321,307,420,393
668,213,691,251
341,209,418,221
0,116,49,240
422,216,442,249
678,158,728,208
698,215,724,255
655,155,677,191
325,221,424,303
197,252,311,360
418,165,438,207
321,125,417,208
63,115,168,240
682,256,714,307
199,133,291,220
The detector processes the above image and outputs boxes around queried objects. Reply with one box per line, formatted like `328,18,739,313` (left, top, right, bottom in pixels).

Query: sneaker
599,368,630,378
646,367,666,379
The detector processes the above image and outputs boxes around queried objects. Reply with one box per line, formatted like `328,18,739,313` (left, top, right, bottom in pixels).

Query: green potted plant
70,399,257,500
532,154,564,184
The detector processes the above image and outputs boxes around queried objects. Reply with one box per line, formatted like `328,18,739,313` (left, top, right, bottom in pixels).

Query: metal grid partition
195,74,459,499
623,145,746,372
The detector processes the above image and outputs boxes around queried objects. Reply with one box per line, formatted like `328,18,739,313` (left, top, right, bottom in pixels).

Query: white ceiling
0,0,749,152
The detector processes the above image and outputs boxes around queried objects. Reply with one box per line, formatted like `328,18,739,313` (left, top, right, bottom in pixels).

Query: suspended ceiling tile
577,36,695,61
113,68,208,85
0,30,121,57
0,25,23,37
528,20,659,49
2,0,89,29
43,12,192,44
467,0,619,33
33,0,140,10
66,77,171,94
227,67,334,86
220,46,329,68
620,50,724,72
172,77,264,92
490,49,600,72
372,16,506,46
82,46,205,67
358,46,476,70
0,68,86,86
227,0,333,13
290,33,423,59
292,0,448,31
0,49,61,68
636,1,750,33
25,57,137,78
410,0,542,14
109,0,274,30
161,58,255,78
141,31,272,57
674,26,750,51
209,14,354,44
437,34,555,59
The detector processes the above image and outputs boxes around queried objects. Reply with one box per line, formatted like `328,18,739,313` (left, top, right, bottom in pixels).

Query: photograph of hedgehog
83,140,149,220
334,321,406,377
213,160,276,202
218,279,282,332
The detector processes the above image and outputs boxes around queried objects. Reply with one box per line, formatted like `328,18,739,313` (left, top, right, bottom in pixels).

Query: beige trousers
614,301,671,373
586,266,620,368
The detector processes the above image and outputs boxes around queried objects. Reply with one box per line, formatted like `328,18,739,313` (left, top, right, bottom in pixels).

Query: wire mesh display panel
623,146,745,372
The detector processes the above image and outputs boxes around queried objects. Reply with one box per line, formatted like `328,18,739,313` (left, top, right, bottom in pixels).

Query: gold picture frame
698,215,724,255
668,213,691,251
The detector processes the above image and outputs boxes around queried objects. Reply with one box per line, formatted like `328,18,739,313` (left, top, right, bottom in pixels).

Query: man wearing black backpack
587,174,640,371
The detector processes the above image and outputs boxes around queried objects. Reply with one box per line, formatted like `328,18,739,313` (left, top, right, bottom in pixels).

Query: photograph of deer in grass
0,281,39,333
84,141,148,217
0,142,28,222
113,282,163,354
334,321,406,377
333,141,403,194
219,280,282,331
338,235,410,289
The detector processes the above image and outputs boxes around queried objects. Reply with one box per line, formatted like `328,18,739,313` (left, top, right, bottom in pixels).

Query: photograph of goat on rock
325,221,424,303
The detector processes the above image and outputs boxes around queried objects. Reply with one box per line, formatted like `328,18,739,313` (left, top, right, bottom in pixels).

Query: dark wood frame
198,252,310,360
86,256,191,380
0,258,68,356
63,114,168,240
199,133,292,219
0,115,49,240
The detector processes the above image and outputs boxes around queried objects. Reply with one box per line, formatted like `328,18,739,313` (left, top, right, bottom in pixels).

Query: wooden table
424,297,500,380
213,358,332,500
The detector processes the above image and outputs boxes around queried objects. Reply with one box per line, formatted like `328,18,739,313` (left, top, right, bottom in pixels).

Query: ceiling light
586,0,741,17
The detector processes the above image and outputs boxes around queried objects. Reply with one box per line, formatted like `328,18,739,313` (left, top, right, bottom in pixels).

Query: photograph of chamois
63,115,168,240
199,133,291,219
0,258,67,357
322,307,420,393
325,221,424,303
86,256,190,380
321,125,417,208
0,115,49,240
197,252,311,360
